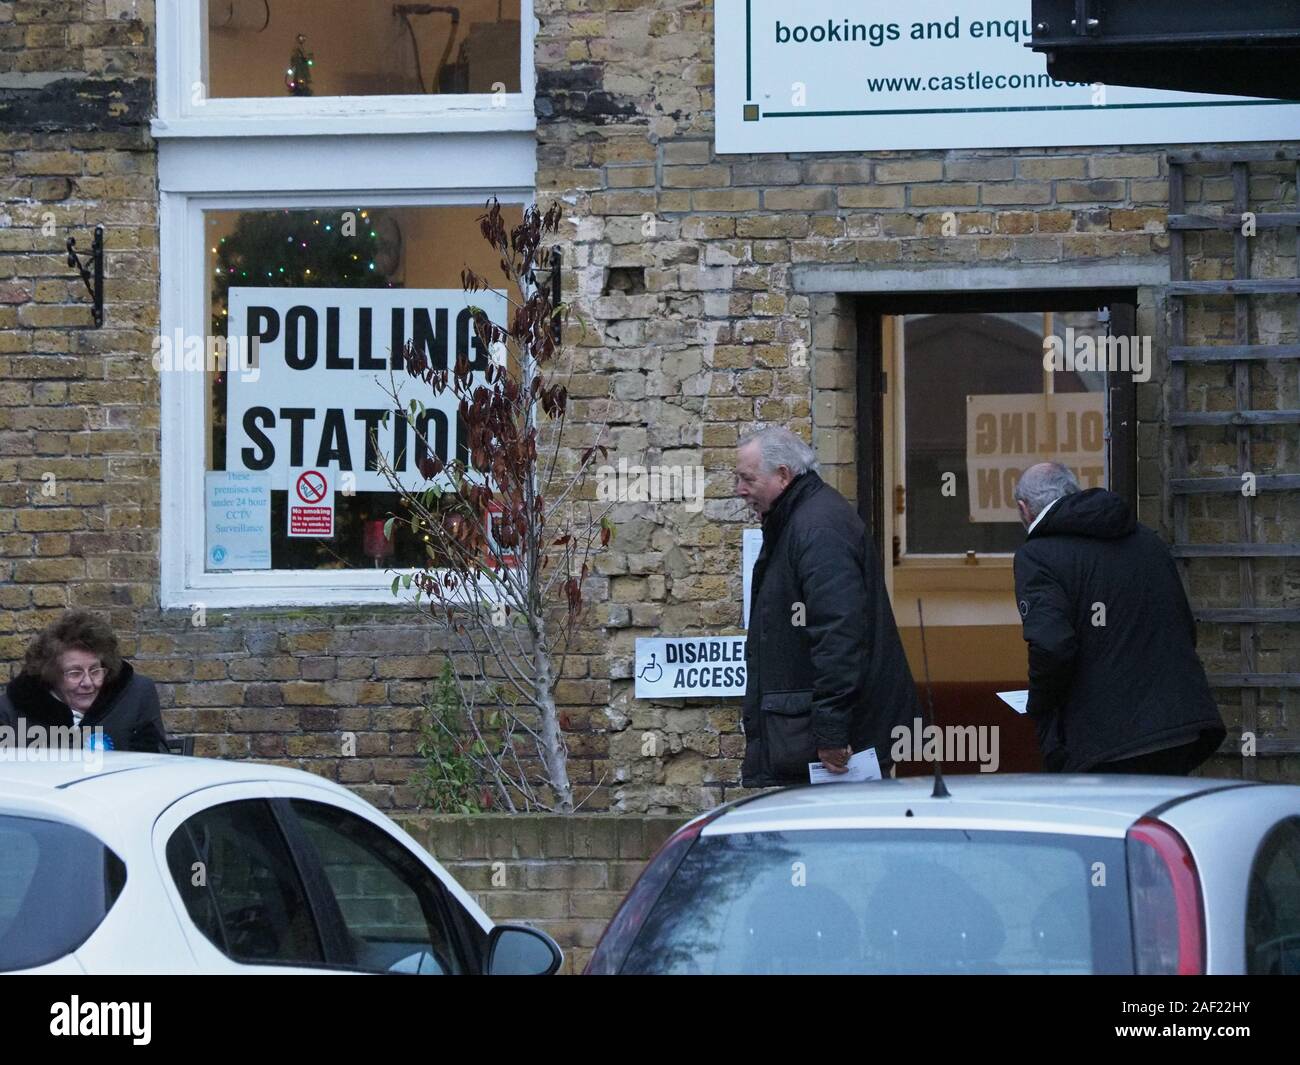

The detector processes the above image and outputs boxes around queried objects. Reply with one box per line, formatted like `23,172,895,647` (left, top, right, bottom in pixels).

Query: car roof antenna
916,598,950,799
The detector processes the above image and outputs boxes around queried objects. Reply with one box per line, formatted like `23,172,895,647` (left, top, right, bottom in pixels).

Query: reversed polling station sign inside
966,393,1106,522
635,637,748,699
715,0,1300,152
225,287,505,494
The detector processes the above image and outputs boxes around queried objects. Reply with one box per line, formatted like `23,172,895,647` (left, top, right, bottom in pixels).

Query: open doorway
856,290,1138,773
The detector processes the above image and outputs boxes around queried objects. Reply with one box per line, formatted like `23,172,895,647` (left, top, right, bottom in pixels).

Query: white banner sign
716,0,1300,152
204,471,271,570
966,392,1106,522
226,287,505,493
635,637,748,699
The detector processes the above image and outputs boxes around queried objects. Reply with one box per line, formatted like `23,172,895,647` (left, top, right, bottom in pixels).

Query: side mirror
485,924,563,976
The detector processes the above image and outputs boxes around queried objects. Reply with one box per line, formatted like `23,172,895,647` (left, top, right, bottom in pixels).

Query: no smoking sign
288,466,335,539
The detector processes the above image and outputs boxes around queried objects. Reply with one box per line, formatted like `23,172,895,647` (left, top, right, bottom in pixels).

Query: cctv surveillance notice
225,287,505,493
715,0,1300,152
635,637,748,700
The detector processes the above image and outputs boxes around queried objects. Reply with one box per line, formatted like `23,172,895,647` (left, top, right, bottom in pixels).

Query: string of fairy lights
211,209,395,324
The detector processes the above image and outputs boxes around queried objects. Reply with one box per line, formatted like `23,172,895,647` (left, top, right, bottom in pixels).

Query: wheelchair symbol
638,652,662,684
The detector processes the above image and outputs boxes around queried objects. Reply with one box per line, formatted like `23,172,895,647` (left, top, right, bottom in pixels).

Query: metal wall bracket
66,225,104,328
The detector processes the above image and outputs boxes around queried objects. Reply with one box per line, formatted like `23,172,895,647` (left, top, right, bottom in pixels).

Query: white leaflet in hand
808,747,882,785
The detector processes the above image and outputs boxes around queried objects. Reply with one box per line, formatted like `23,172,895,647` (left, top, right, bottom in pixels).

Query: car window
1246,816,1300,975
620,829,1132,975
0,815,126,972
288,800,468,975
165,800,325,967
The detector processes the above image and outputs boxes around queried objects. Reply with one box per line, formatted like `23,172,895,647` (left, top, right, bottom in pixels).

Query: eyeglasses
63,667,107,684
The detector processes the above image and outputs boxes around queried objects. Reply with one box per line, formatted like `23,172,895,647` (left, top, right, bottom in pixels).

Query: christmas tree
211,208,388,335
285,34,314,96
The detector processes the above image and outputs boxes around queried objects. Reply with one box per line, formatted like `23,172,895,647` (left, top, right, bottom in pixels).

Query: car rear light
583,811,719,975
1126,817,1205,975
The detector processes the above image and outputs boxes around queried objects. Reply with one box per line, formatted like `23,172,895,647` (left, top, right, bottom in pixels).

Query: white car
0,752,561,975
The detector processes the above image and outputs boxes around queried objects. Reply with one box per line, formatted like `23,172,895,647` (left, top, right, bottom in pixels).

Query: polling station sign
225,287,506,494
715,0,1300,153
635,637,748,699
966,393,1106,523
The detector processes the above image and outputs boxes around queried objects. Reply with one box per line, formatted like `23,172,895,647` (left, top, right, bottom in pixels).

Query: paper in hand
808,747,883,784
997,690,1030,715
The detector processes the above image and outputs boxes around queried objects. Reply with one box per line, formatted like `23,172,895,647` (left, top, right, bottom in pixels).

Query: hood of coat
1028,488,1136,541
5,660,136,727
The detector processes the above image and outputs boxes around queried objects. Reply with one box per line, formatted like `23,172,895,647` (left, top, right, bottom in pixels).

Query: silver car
587,775,1300,975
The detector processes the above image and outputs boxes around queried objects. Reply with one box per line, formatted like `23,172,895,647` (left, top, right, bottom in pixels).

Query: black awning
1028,0,1300,99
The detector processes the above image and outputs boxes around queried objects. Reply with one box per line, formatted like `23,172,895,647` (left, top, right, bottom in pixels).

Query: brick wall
399,812,688,973
2,1,1296,815
535,0,1300,796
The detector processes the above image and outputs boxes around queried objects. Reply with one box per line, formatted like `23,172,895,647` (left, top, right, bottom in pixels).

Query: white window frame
160,184,535,609
156,3,538,609
154,1,537,139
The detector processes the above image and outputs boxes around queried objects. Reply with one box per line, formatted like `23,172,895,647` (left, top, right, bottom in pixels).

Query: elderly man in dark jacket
1013,462,1225,774
736,427,919,787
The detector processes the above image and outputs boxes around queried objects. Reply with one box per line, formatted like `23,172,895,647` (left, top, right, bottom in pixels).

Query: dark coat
0,662,169,754
1013,488,1225,772
741,471,920,786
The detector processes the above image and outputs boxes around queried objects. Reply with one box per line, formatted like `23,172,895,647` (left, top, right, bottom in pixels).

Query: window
156,1,536,135
290,800,469,975
1246,817,1300,975
203,202,521,572
618,830,1133,975
898,309,1110,559
206,1,523,100
0,816,126,972
156,1,536,607
165,800,325,967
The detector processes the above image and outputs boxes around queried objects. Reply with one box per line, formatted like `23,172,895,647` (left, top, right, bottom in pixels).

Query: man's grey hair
1014,462,1081,518
739,426,819,477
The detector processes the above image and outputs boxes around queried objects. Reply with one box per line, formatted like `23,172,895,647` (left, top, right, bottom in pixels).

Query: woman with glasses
0,610,169,753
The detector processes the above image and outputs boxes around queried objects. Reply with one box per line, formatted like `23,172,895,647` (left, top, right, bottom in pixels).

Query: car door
275,795,488,975
153,783,340,974
154,780,491,974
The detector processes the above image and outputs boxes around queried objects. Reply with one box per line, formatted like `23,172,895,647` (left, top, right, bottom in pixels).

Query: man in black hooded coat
1013,462,1225,774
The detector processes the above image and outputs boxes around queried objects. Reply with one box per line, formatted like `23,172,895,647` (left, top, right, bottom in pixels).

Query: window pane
165,800,324,966
0,816,126,972
290,800,465,974
621,830,1132,975
201,203,520,572
205,0,522,99
1246,817,1300,975
903,310,1109,556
